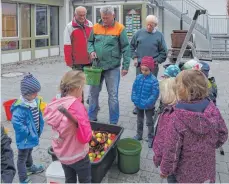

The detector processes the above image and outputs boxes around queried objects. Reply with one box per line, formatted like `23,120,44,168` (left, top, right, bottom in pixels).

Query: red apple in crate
94,158,100,162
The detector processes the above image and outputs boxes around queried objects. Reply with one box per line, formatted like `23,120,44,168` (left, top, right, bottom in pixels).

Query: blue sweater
131,73,159,109
130,29,168,64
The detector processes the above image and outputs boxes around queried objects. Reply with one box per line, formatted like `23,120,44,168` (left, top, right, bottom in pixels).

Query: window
50,6,59,46
36,5,48,36
21,4,31,38
2,3,18,37
1,41,19,51
35,39,49,47
21,40,31,49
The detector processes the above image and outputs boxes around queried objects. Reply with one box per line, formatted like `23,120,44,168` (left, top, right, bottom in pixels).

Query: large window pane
21,4,31,38
50,6,59,46
35,39,48,47
2,3,18,37
36,5,48,36
1,41,19,51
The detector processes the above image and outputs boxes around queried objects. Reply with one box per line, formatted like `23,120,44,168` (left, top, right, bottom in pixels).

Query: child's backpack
208,77,217,104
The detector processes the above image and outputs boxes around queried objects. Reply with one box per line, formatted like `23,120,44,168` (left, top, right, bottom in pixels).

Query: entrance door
93,5,121,24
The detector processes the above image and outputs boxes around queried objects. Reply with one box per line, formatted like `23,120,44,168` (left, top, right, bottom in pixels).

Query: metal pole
177,9,206,63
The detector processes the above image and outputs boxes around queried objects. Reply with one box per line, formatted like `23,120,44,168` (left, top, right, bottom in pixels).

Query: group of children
1,56,228,183
131,56,228,183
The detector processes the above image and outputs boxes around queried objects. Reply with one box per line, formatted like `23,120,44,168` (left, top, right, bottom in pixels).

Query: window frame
35,5,49,37
2,2,20,39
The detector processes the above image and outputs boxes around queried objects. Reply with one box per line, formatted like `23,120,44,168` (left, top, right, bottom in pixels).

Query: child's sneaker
20,178,31,184
27,164,44,175
133,135,142,141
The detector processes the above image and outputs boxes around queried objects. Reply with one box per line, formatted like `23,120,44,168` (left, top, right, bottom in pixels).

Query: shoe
133,107,137,115
20,178,31,184
133,135,142,141
27,164,44,175
91,119,97,122
86,99,89,104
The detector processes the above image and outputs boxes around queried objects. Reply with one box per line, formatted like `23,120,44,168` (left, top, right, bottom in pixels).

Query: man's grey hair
75,6,87,14
146,15,158,24
100,6,114,15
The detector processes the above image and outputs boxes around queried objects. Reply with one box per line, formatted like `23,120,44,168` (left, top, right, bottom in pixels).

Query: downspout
162,7,164,34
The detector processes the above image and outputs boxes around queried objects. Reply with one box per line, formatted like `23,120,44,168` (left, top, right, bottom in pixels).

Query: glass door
93,5,121,24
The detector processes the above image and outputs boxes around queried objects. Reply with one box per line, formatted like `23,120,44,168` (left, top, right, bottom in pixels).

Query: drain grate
2,72,24,78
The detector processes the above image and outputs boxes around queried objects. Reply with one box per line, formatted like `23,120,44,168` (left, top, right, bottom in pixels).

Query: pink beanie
141,56,155,71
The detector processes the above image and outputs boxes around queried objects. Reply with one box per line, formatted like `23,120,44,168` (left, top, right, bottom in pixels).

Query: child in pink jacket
153,78,176,167
160,70,228,183
44,70,92,183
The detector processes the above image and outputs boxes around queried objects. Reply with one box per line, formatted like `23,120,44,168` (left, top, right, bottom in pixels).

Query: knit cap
182,59,199,70
193,61,210,77
141,56,155,71
20,73,41,96
163,64,181,78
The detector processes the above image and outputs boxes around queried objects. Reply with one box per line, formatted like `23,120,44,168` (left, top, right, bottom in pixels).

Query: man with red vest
64,6,93,69
64,6,93,104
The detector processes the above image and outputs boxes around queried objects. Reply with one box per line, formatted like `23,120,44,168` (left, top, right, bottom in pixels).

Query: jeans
136,64,159,77
137,108,155,140
89,67,120,124
61,155,91,183
167,174,177,183
17,149,33,182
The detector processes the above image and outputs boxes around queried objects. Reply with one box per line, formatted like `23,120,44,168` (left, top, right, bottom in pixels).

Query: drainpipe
162,7,164,34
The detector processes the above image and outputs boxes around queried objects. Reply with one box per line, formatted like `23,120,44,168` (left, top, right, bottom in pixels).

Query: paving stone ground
1,57,229,183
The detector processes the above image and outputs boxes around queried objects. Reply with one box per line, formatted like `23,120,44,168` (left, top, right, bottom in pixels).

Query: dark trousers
17,149,33,182
137,108,155,140
167,174,177,183
1,132,16,183
61,155,91,183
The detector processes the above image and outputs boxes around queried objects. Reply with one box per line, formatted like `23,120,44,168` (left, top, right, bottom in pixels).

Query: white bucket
45,161,65,183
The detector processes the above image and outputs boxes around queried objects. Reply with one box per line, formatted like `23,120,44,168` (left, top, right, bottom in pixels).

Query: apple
101,151,105,156
95,151,100,155
89,156,94,162
94,158,100,162
90,141,96,147
107,139,112,145
88,153,94,157
96,133,102,138
108,133,111,138
97,137,102,142
97,154,102,159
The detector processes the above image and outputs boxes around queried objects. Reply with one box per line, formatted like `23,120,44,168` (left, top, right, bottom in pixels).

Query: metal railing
155,0,229,36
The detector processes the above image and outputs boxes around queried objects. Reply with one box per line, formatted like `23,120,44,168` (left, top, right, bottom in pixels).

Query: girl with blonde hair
159,70,228,183
44,70,92,183
153,77,177,169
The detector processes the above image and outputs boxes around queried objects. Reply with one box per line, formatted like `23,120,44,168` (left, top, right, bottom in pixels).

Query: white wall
193,0,227,15
158,9,209,50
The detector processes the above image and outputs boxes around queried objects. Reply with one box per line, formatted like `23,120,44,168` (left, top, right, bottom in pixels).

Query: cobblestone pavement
1,57,229,183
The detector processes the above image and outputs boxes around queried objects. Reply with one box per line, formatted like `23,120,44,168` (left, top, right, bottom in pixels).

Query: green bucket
83,67,102,86
117,138,142,174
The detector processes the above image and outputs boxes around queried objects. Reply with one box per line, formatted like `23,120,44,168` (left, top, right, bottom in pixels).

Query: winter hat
163,64,181,78
182,59,199,70
193,61,210,77
20,73,41,96
141,56,155,71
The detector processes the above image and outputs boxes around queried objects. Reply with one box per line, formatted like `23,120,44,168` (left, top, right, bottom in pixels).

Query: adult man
63,6,92,103
130,15,168,114
88,5,131,124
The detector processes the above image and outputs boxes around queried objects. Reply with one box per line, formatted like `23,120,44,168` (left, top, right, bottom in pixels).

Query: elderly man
64,6,93,104
88,5,131,124
130,15,168,114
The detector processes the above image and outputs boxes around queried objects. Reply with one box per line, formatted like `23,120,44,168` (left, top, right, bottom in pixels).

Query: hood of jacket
44,96,80,129
72,18,90,28
174,98,217,135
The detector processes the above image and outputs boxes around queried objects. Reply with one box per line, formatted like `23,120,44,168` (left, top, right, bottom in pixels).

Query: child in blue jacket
11,73,45,183
131,56,159,148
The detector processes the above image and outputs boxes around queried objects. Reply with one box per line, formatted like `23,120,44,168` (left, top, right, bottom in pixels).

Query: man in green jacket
88,5,131,124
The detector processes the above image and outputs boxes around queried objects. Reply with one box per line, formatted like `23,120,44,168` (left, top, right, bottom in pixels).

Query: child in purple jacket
160,70,228,183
